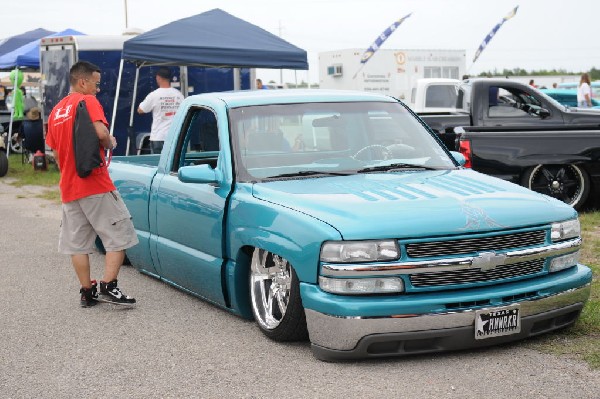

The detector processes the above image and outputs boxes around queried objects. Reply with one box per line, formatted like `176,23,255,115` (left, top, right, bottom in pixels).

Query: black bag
73,100,103,178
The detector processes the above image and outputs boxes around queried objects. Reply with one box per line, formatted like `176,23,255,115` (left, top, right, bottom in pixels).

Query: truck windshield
229,101,456,181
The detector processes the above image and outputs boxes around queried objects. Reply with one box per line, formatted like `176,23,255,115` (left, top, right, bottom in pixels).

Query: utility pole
124,0,129,29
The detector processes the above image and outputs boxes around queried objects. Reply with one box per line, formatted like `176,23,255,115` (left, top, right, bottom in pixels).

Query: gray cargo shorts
58,191,139,255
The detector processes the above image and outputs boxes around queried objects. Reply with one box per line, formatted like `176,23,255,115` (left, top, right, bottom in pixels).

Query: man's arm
51,148,60,166
94,121,116,150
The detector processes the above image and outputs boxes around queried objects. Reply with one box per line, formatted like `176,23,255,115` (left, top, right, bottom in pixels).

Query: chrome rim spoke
250,249,293,330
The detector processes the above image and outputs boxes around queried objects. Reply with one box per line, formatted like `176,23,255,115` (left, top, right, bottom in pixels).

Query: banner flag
360,13,412,65
472,6,519,64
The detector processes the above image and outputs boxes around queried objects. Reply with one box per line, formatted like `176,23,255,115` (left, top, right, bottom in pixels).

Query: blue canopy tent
112,8,309,153
121,8,308,69
0,29,84,70
0,28,54,56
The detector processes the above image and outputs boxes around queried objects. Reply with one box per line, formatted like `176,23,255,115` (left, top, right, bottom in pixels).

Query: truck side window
172,108,219,172
489,86,531,118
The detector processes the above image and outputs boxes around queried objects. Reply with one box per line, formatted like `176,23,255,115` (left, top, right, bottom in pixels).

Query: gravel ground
1,180,599,399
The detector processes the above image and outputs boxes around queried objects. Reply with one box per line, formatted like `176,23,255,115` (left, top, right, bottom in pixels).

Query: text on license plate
475,305,521,340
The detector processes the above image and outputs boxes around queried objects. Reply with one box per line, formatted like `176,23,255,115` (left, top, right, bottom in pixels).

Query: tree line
477,68,600,80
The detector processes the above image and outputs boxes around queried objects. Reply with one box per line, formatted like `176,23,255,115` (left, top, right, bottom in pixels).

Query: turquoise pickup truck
108,89,591,360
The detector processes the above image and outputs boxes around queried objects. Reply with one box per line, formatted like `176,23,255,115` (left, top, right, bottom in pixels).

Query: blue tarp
122,9,308,69
0,29,84,70
0,28,54,56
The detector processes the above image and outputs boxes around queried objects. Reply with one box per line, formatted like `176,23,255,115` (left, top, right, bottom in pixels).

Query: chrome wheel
250,249,292,330
249,248,308,341
9,133,23,154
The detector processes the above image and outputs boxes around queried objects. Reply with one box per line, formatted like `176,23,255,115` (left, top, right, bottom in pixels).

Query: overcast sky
1,0,598,84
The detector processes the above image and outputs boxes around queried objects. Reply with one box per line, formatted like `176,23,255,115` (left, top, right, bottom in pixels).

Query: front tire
521,164,590,210
0,151,7,177
249,248,308,341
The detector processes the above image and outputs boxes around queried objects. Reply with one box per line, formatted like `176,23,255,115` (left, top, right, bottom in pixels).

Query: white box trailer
39,34,252,155
319,48,466,102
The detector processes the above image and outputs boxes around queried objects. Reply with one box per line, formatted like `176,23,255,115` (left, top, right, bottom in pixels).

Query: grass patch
524,211,600,368
5,153,60,187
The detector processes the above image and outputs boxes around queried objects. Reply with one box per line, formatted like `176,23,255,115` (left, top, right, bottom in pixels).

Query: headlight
320,240,400,263
319,276,404,295
551,219,580,242
549,251,580,272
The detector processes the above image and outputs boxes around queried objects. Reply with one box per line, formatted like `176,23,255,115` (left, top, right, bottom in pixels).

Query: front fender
226,194,342,284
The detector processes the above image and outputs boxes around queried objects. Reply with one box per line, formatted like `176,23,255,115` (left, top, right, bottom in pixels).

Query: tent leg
233,68,241,91
108,59,124,159
126,66,141,156
6,73,19,158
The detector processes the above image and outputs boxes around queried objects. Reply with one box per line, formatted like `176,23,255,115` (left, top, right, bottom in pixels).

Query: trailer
319,48,466,103
39,34,252,155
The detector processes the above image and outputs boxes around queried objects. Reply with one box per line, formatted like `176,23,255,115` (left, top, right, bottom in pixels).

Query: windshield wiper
357,163,438,173
268,170,352,179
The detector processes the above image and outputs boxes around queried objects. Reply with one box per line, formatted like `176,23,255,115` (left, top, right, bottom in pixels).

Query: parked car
419,79,600,209
540,88,600,109
557,81,600,97
105,89,591,361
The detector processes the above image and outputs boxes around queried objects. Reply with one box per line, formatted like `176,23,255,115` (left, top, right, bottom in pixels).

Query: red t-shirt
46,93,116,203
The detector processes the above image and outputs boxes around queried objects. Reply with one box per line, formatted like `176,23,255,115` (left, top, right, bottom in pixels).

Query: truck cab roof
186,89,399,108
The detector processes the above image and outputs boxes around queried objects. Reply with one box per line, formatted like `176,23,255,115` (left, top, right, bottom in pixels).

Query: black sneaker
80,280,99,308
99,279,136,306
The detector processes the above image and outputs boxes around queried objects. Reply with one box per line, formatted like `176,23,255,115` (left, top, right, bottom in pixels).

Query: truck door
483,85,564,127
150,106,230,306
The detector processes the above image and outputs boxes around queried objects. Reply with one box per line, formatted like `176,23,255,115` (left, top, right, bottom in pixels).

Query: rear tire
521,164,590,210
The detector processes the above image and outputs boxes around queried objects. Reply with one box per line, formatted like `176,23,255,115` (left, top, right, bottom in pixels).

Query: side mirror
538,107,551,118
178,164,220,184
449,151,466,166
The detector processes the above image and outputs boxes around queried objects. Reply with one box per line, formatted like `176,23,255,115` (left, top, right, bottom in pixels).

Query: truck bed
108,155,162,235
111,154,162,167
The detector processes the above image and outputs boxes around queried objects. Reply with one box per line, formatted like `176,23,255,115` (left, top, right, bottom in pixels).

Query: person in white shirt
137,67,184,154
577,73,592,108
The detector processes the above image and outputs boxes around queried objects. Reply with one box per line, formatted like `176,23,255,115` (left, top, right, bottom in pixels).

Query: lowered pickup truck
108,89,591,360
420,79,600,210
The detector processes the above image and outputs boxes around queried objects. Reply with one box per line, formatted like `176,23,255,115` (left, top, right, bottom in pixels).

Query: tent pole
233,68,241,91
180,66,188,97
126,65,140,156
250,69,256,89
110,59,125,138
6,68,20,157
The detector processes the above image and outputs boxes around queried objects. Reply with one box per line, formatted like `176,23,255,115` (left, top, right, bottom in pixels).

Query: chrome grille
405,230,546,258
410,259,545,287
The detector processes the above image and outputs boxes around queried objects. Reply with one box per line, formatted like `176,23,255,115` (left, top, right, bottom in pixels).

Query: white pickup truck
408,78,460,113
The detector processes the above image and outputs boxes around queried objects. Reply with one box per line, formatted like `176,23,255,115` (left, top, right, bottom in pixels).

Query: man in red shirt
46,61,138,307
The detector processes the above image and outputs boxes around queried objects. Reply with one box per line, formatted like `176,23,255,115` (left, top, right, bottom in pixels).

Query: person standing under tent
137,67,184,154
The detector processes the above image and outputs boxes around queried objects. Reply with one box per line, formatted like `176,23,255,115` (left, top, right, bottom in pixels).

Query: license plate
475,305,521,340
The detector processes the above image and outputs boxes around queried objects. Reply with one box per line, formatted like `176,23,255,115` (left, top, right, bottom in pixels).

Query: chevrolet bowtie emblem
472,251,506,271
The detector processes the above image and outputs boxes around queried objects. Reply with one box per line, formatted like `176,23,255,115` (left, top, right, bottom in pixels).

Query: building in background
319,49,466,101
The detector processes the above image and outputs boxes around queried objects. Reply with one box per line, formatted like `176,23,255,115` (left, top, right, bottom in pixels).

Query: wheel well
227,246,254,319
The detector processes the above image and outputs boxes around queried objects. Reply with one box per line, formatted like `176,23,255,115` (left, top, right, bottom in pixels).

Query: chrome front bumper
305,284,591,359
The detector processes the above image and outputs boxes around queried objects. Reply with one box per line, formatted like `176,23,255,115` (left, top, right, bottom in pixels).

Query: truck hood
251,169,576,240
